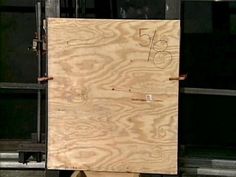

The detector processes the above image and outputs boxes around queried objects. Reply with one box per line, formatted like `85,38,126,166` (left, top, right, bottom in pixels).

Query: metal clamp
38,77,53,82
169,74,188,81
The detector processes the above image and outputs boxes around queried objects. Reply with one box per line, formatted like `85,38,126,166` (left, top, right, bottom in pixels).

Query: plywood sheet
47,18,180,174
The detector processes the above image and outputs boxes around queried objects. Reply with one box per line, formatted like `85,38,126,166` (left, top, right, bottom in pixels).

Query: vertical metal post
45,0,60,18
76,0,79,18
165,0,180,19
36,2,41,144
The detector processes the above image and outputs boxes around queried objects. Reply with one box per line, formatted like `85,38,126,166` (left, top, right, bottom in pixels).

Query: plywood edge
47,17,180,23
83,171,139,177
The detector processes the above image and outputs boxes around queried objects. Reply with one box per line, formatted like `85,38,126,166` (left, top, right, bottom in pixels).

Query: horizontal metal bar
180,87,236,97
0,153,46,161
181,157,236,169
18,143,45,153
0,140,32,152
198,168,236,177
212,159,236,169
0,161,45,169
181,167,236,176
0,82,46,90
0,153,18,159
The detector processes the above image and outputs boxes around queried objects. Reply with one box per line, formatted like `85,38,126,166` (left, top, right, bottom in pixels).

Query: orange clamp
169,74,187,81
38,77,53,82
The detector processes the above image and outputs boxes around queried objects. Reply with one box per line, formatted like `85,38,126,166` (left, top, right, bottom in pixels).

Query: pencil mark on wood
138,28,173,69
147,30,157,62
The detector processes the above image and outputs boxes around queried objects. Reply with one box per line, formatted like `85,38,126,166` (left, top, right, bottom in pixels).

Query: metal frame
75,0,79,17
166,0,180,19
182,157,236,176
0,82,45,90
0,153,56,170
180,87,236,97
0,1,46,164
45,0,60,18
1,1,236,177
36,1,42,146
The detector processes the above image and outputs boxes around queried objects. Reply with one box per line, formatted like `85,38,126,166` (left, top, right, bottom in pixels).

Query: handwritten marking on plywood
47,18,180,174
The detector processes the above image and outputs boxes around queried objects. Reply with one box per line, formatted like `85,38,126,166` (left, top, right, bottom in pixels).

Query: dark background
180,1,236,148
1,0,236,154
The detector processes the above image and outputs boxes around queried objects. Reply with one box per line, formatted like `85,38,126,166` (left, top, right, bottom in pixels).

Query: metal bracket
38,77,53,82
169,74,188,81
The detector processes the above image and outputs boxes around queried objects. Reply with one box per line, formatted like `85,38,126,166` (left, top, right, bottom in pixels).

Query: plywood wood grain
47,18,180,174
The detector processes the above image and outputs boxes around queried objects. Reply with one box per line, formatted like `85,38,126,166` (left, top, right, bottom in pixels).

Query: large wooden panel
47,18,180,174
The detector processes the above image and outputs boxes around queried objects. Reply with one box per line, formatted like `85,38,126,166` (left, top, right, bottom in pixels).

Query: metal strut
36,1,42,145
